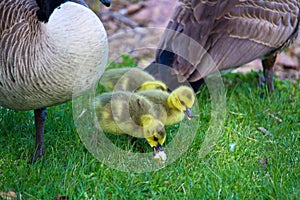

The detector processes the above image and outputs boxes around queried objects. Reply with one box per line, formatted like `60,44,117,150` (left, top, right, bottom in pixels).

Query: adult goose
0,0,110,161
146,0,300,92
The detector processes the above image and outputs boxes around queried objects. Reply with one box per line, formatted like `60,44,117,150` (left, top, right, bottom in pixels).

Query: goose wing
0,0,38,36
154,0,300,82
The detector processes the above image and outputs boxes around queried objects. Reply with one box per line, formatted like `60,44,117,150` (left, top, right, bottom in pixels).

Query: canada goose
138,86,195,125
0,0,110,161
100,67,168,92
94,91,167,162
145,0,300,92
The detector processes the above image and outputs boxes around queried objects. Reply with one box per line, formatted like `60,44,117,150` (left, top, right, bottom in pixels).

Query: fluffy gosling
100,67,168,92
94,91,167,162
138,86,195,125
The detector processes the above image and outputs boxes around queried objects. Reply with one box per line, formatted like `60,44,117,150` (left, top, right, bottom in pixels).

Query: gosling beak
99,0,110,7
153,144,164,153
184,108,193,120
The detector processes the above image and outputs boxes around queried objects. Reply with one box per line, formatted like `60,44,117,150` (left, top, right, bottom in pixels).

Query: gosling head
167,86,195,119
140,114,166,150
137,81,168,91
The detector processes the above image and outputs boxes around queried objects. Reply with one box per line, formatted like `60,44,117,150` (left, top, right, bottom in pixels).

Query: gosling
94,91,167,161
100,67,168,92
138,86,195,125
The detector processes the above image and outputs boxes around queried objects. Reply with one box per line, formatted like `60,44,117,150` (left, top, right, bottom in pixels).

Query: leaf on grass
268,113,283,123
229,142,236,152
258,127,272,136
0,190,17,200
259,157,268,169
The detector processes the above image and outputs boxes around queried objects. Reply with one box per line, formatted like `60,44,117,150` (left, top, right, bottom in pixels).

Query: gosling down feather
94,91,167,159
100,67,168,92
0,0,110,161
138,86,195,125
145,0,300,92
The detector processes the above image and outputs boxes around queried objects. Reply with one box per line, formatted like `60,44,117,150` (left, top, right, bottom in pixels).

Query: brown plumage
146,0,300,91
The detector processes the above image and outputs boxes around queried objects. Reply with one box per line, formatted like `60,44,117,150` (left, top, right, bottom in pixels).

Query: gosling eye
180,100,185,106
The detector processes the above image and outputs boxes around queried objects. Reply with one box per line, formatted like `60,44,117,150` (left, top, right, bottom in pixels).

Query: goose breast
0,0,108,110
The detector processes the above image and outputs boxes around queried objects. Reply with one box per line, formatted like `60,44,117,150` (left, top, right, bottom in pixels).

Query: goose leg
262,55,276,92
190,79,205,93
30,108,46,162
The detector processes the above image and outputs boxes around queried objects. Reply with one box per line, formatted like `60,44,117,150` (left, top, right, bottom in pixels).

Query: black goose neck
36,0,67,23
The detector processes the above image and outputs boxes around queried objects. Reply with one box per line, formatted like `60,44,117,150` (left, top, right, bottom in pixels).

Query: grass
0,57,299,199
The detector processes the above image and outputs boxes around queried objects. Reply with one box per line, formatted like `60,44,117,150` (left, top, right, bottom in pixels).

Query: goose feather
0,0,109,161
147,0,300,91
0,0,108,110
